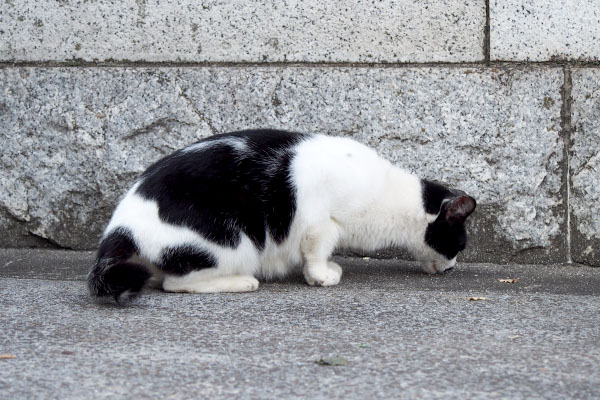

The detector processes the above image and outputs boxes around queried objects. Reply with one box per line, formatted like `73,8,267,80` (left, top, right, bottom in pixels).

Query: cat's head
419,180,477,274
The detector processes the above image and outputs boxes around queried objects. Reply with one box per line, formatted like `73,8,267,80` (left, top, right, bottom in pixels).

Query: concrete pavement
1,249,599,399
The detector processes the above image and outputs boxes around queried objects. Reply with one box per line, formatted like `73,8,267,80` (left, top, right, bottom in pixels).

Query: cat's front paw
421,258,456,274
326,261,343,276
304,262,343,287
421,261,438,274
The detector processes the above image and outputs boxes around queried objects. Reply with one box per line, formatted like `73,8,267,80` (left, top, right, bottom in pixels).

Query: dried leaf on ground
0,354,16,360
315,356,348,366
467,297,487,301
499,278,520,283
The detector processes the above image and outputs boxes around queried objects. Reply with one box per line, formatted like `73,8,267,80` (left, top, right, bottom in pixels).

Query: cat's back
140,129,305,183
294,134,381,161
105,129,310,252
291,134,392,194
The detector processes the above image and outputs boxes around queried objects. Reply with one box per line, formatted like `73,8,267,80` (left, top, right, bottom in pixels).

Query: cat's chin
421,257,457,274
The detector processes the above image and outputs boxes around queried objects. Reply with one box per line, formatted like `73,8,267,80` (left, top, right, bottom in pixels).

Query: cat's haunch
88,129,476,302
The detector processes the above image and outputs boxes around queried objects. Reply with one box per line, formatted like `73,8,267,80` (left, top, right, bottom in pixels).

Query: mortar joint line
484,0,491,65
561,66,573,263
1,60,600,69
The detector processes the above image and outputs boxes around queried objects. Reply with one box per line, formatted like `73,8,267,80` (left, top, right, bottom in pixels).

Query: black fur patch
424,218,468,260
100,262,152,301
421,179,452,215
136,129,307,250
88,228,151,301
158,246,216,275
96,227,138,261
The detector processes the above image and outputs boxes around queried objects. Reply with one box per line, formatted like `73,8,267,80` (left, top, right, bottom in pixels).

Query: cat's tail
87,228,152,303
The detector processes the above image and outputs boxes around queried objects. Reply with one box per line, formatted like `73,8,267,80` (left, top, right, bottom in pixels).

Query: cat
87,129,476,302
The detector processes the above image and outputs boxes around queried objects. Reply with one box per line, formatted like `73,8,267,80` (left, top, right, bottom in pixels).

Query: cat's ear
443,195,476,225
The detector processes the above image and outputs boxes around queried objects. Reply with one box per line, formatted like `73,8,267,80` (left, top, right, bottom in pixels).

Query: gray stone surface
491,0,600,61
1,250,600,399
570,69,600,267
0,67,565,263
0,0,485,63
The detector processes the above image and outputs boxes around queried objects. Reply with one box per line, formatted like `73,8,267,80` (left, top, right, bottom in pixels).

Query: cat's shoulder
296,133,381,159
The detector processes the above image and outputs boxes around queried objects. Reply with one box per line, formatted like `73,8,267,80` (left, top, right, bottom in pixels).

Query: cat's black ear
443,195,476,225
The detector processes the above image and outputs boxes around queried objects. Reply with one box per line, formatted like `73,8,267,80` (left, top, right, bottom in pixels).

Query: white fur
103,134,454,293
291,135,453,276
163,274,259,293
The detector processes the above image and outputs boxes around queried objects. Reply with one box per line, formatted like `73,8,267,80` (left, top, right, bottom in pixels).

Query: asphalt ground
1,249,599,399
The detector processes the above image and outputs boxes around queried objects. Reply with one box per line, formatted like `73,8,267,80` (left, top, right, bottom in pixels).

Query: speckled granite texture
491,0,600,61
1,1,599,266
570,70,600,266
0,0,485,62
0,67,565,263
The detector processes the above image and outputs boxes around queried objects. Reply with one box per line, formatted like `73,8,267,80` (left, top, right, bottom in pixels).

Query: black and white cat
88,129,476,301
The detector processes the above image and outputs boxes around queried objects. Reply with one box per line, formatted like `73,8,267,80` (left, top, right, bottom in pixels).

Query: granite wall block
491,0,600,61
0,0,485,63
570,69,600,266
0,67,564,263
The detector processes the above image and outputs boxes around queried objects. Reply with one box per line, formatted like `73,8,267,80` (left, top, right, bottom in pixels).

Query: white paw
239,276,260,292
162,275,259,293
421,257,456,274
304,263,342,287
421,261,438,275
327,261,343,276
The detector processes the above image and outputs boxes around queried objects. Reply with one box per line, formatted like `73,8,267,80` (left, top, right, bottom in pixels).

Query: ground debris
0,354,16,360
467,297,487,301
499,278,520,283
315,356,348,366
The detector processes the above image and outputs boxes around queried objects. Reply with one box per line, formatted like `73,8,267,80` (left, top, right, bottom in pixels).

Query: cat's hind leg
158,245,259,293
301,221,343,287
163,272,259,293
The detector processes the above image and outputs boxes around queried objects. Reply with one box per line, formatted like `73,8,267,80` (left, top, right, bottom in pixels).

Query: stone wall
1,1,598,266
